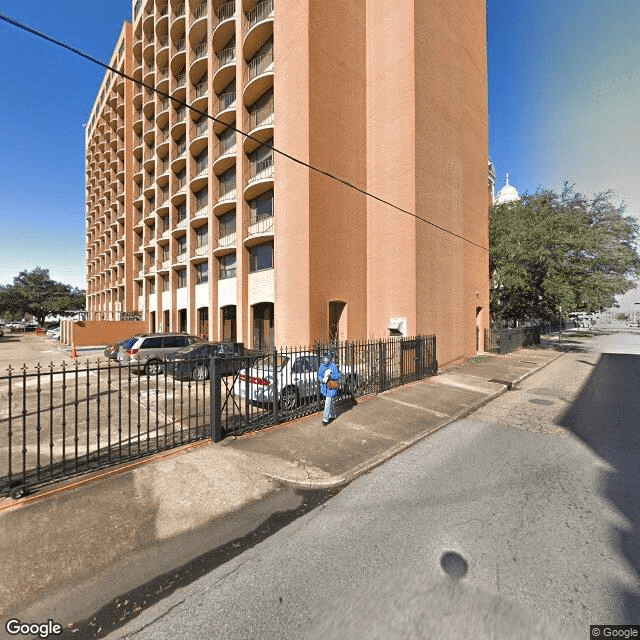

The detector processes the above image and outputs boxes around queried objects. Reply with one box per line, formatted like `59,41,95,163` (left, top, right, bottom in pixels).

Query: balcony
193,243,209,257
244,156,274,200
192,206,209,221
190,155,209,190
243,213,274,246
213,1,235,52
244,103,274,152
213,136,236,175
244,50,274,105
214,91,236,131
213,45,236,94
212,231,236,256
192,76,209,111
212,184,236,215
244,0,273,60
190,41,208,79
174,38,186,54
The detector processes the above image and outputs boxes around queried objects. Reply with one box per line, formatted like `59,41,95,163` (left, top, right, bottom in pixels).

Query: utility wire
0,11,489,252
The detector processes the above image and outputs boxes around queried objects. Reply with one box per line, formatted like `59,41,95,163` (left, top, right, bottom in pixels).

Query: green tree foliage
490,184,639,323
0,268,86,326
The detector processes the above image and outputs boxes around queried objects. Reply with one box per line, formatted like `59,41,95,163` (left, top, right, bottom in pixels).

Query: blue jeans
323,395,336,422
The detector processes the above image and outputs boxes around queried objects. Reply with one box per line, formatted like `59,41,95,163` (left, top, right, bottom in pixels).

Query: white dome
495,174,520,204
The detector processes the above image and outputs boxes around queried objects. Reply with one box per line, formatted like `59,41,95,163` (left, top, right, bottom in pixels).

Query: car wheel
279,386,299,411
192,364,209,381
145,360,163,376
10,486,27,500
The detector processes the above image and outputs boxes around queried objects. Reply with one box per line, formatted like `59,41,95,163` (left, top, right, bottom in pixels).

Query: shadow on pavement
560,352,640,623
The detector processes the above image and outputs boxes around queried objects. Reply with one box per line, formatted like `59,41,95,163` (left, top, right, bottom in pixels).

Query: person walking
318,351,341,426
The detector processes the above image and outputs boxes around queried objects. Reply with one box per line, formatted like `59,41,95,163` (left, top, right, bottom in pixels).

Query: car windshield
252,355,289,371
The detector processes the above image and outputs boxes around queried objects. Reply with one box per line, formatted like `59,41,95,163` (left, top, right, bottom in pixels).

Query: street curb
261,351,566,491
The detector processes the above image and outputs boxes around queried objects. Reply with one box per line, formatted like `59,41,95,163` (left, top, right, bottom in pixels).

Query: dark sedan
166,342,253,381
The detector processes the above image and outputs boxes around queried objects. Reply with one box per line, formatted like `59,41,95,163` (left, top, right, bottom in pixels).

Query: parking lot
0,331,102,369
0,334,213,495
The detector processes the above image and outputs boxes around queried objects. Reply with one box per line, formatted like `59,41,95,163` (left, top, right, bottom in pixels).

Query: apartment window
148,279,156,294
219,211,236,238
161,244,170,261
218,125,236,155
196,262,208,284
195,186,208,211
218,167,235,197
177,235,187,255
219,253,236,279
176,167,187,190
177,269,187,288
196,225,208,248
249,242,273,272
160,215,169,232
161,274,169,291
177,202,187,222
137,282,143,297
249,190,274,224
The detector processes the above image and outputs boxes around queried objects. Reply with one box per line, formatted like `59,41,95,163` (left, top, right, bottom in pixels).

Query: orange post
70,344,77,359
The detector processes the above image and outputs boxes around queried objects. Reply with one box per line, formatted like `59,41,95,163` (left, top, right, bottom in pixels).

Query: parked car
47,327,61,340
233,352,360,411
166,342,259,381
117,333,205,374
103,338,130,361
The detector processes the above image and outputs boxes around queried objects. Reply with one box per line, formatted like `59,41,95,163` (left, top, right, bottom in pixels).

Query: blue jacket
318,362,341,398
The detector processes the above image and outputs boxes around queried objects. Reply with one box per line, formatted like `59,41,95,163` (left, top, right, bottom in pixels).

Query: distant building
494,173,520,205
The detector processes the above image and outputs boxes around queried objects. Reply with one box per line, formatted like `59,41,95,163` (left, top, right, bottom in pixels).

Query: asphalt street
98,328,640,640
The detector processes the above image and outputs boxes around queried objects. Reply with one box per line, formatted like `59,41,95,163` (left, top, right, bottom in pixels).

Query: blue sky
0,0,639,292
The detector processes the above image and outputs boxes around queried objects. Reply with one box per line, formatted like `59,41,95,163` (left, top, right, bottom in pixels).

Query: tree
490,184,639,324
0,268,86,326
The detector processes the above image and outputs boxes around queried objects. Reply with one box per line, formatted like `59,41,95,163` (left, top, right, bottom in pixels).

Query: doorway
253,302,274,350
329,301,346,344
221,305,237,342
178,309,187,333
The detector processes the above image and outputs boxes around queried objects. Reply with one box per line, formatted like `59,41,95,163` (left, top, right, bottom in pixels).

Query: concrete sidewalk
0,347,562,633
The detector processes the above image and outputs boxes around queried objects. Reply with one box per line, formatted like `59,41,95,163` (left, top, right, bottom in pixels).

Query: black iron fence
484,326,541,354
1,335,437,498
210,335,437,440
0,360,210,499
485,319,578,354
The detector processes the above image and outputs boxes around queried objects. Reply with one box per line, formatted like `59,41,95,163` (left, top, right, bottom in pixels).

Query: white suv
117,333,205,374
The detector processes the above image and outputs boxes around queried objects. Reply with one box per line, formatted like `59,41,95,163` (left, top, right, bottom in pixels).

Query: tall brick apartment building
85,0,489,366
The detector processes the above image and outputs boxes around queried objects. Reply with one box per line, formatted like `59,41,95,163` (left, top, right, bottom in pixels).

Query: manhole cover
529,398,553,405
440,551,468,579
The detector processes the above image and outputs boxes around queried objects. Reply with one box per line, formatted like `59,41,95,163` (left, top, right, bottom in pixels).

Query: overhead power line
0,11,489,253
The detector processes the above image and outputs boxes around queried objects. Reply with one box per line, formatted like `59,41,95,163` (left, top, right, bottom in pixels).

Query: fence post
272,348,279,426
210,356,222,442
378,339,386,392
416,336,423,379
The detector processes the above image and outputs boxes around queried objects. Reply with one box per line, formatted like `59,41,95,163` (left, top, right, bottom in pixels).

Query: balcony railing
217,1,235,23
173,3,185,18
247,50,274,82
248,156,274,182
175,72,186,88
247,0,273,29
176,217,188,229
193,2,207,19
195,78,208,98
218,45,235,68
195,156,209,176
194,42,207,61
194,118,208,138
219,136,236,156
158,36,169,49
217,91,236,112
174,39,186,53
194,206,209,219
176,175,188,190
177,141,187,156
248,103,274,131
158,4,168,17
195,244,209,256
